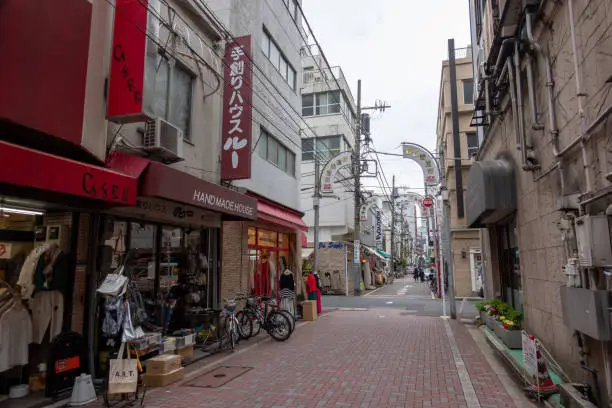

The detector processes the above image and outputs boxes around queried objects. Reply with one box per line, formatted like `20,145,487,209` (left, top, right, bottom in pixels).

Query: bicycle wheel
225,316,237,349
277,309,295,333
266,310,292,341
236,310,253,339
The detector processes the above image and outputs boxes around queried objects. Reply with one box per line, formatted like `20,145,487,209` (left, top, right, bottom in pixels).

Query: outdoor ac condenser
143,118,184,163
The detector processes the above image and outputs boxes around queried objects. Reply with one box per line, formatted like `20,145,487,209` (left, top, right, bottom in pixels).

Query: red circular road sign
422,196,434,208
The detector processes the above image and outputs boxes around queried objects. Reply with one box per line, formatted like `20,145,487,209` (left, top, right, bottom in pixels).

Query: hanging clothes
313,273,322,314
279,269,296,317
16,243,51,300
30,290,64,344
306,273,317,302
0,290,33,372
33,246,69,299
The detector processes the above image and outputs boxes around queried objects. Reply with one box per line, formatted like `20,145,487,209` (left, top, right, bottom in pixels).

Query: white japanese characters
223,44,248,170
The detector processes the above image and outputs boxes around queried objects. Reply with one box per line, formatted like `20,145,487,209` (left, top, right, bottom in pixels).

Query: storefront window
103,221,127,270
257,228,277,247
130,223,157,294
248,228,294,297
159,227,183,295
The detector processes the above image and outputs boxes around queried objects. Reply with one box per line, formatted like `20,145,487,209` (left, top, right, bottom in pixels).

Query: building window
258,128,296,176
301,92,341,117
466,132,479,158
462,79,474,105
261,29,296,90
283,0,298,21
152,56,194,140
301,135,341,162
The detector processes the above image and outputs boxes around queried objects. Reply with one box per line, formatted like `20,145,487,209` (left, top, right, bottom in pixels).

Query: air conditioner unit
143,118,184,163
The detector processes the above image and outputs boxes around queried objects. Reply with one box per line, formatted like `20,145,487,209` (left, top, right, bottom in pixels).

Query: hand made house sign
221,36,253,180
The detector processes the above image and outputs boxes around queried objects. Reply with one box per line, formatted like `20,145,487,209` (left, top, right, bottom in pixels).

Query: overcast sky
303,0,471,199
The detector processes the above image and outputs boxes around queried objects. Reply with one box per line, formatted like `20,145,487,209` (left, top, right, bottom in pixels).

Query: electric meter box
574,215,612,268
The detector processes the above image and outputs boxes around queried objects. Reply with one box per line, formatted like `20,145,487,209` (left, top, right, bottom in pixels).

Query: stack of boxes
144,354,184,387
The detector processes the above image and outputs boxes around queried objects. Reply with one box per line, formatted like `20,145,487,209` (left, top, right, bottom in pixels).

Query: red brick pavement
88,310,519,408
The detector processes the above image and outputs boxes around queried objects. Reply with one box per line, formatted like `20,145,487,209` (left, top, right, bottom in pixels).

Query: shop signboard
321,151,353,195
353,240,360,263
401,143,439,186
375,211,382,247
522,331,538,378
318,241,343,249
110,197,222,229
0,243,11,259
221,35,253,180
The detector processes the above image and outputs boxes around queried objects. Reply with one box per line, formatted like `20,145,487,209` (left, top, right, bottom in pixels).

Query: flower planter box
493,321,522,349
479,310,487,325
485,314,497,330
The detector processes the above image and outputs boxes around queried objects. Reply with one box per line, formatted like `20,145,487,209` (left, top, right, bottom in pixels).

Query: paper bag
108,342,138,394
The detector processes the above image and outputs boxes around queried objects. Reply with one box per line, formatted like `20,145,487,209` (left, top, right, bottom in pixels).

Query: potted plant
494,308,523,349
475,300,490,325
483,299,503,330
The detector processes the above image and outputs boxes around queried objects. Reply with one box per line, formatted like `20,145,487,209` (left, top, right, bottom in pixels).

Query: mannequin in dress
279,265,296,317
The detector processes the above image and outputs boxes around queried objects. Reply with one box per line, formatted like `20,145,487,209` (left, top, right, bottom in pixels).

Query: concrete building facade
466,0,612,402
435,49,482,298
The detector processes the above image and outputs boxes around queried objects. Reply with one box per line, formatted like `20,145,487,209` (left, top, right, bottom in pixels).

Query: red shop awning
106,151,258,220
256,200,308,232
0,140,137,205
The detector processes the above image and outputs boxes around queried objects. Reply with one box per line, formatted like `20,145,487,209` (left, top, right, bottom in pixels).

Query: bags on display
126,282,147,328
108,342,138,394
102,296,125,337
97,266,128,297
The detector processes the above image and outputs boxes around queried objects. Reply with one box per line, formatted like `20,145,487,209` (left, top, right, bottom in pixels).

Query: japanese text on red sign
223,45,248,171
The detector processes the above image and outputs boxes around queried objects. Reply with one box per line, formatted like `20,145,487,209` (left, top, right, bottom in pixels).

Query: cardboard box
143,367,184,387
302,300,317,321
175,345,194,361
146,354,181,375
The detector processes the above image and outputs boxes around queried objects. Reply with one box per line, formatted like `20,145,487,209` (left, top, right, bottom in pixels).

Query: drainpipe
524,15,545,132
513,42,529,169
568,0,592,194
525,11,565,195
507,59,522,150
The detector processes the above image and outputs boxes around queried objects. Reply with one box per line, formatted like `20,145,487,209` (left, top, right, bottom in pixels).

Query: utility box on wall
574,215,612,267
560,287,612,341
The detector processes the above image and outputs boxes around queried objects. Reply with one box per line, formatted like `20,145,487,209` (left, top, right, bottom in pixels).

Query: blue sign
318,241,344,249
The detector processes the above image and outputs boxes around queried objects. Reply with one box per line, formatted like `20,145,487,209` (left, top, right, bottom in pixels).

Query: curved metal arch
359,195,382,221
401,142,441,186
320,151,352,195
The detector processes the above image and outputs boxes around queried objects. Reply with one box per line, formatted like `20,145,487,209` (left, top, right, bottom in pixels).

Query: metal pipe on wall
525,11,565,195
568,0,592,194
507,59,522,149
513,42,529,169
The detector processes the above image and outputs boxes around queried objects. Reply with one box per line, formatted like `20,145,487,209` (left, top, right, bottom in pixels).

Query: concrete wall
108,0,224,184
474,0,612,390
436,54,482,296
208,0,303,210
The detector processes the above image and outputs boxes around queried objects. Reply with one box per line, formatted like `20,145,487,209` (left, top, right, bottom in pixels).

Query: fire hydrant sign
522,331,538,377
0,243,12,259
221,36,253,181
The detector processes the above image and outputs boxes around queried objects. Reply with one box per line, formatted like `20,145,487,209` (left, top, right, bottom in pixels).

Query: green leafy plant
475,300,491,312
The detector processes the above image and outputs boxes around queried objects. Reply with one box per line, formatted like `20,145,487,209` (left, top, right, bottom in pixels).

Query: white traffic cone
68,373,97,406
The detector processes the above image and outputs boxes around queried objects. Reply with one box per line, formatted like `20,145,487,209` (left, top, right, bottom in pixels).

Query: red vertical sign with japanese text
107,0,148,123
221,36,253,180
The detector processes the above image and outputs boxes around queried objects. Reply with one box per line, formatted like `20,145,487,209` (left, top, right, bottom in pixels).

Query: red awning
257,201,308,232
106,151,258,220
0,141,137,205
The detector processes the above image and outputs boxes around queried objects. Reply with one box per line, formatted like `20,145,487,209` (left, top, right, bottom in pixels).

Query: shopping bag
108,342,138,394
97,266,128,297
122,301,144,342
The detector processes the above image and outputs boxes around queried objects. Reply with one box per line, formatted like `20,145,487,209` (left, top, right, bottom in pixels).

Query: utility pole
446,38,460,319
390,175,396,274
313,159,321,276
352,80,362,296
352,80,391,296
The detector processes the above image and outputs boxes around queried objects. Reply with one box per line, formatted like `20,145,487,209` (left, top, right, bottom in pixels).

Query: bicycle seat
224,304,236,312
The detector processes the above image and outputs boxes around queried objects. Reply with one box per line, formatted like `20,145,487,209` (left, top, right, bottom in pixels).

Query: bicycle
236,295,292,341
220,296,244,350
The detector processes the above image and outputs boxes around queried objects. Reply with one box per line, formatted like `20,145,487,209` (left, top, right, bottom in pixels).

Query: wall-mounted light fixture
0,206,44,216
461,248,467,259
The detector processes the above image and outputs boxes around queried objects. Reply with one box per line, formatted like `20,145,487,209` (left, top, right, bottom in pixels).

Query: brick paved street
131,308,523,408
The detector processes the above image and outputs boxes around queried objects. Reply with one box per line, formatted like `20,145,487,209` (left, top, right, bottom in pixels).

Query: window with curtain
462,79,474,105
152,56,194,140
300,136,341,162
261,29,296,90
257,128,296,176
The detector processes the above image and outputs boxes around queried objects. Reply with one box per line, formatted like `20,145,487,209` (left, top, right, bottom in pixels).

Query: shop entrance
496,217,522,311
247,227,293,298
